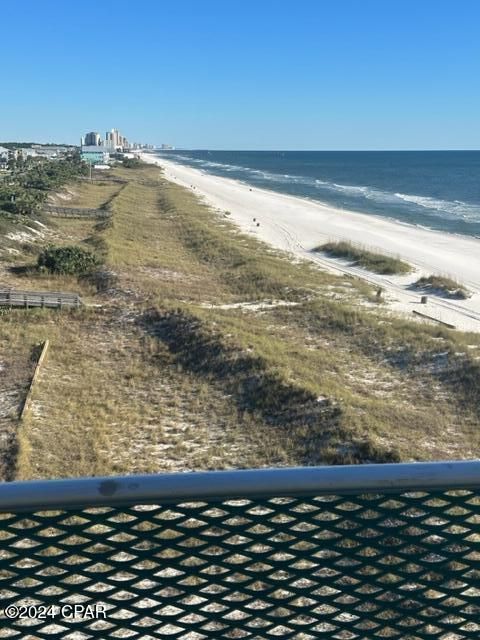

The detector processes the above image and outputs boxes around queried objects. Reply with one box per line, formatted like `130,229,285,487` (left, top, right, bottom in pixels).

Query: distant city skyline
81,129,131,149
1,0,479,150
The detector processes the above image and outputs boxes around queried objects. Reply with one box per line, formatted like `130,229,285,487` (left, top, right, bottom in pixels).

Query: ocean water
154,150,480,238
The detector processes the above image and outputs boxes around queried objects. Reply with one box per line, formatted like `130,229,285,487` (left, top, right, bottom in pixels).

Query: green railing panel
0,477,479,638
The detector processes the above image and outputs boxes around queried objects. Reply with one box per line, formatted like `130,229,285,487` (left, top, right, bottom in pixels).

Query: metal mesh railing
0,462,479,639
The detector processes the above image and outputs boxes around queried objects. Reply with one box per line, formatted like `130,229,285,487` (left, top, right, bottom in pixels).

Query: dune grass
414,275,470,299
2,164,480,480
14,307,265,479
316,240,412,275
47,180,122,209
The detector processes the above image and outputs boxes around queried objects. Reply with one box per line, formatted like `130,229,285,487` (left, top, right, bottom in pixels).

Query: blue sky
1,0,479,149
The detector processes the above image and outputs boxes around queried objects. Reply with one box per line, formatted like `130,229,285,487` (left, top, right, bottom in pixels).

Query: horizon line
159,148,480,152
2,141,480,153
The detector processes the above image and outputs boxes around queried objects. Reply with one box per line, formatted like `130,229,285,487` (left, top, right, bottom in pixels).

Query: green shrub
37,245,100,275
0,185,45,215
122,158,144,169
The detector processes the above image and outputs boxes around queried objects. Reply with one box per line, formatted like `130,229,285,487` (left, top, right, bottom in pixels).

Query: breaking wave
392,193,480,220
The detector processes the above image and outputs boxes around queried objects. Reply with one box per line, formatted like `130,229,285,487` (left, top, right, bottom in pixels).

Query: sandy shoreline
141,153,480,333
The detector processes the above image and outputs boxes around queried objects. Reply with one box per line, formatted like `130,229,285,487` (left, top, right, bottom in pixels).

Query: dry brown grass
14,308,284,479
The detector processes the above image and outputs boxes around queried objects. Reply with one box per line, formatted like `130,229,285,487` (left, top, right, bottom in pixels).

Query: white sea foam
393,193,480,221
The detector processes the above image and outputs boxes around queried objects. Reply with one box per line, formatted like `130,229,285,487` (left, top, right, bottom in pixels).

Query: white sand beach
142,153,480,333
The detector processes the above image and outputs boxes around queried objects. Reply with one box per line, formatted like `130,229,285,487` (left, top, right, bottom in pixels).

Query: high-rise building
106,129,121,148
84,131,101,146
104,129,130,150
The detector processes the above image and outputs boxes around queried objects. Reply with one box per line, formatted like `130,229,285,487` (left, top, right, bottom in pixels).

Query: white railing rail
1,460,479,512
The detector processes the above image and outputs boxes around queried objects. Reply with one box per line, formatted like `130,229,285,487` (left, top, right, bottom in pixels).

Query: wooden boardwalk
78,176,127,184
0,289,82,309
42,205,110,219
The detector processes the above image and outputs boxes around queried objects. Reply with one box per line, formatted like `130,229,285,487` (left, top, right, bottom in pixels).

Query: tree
0,186,45,215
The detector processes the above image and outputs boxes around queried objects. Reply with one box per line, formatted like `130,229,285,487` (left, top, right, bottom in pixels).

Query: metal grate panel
0,488,479,638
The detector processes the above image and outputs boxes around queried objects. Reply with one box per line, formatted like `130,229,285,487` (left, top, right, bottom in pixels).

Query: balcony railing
0,460,479,639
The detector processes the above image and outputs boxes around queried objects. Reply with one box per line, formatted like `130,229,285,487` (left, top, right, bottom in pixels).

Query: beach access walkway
0,288,82,309
42,205,110,219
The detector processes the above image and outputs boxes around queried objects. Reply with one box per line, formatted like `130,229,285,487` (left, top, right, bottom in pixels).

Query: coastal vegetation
0,164,479,481
122,157,144,169
0,142,74,149
0,152,87,217
37,245,100,276
315,240,412,275
413,275,470,299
